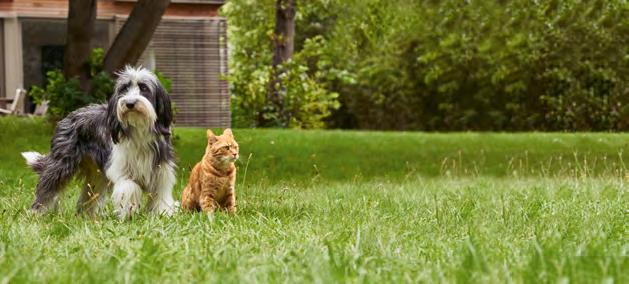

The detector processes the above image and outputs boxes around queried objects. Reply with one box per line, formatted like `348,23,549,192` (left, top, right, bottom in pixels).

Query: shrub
30,48,113,121
229,37,341,128
225,0,629,131
223,0,340,129
323,0,629,131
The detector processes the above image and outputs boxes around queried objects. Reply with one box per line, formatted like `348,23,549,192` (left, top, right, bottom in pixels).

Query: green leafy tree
223,0,340,129
225,0,629,131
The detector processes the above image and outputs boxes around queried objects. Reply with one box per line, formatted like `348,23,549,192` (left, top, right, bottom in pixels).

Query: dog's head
107,66,172,143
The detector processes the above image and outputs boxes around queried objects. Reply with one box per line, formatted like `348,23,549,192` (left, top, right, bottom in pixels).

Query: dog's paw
150,200,176,217
115,202,141,219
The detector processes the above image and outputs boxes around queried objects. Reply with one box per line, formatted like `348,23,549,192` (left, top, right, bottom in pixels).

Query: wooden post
3,17,22,101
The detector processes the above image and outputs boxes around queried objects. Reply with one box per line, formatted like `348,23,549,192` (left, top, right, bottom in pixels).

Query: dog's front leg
112,179,143,219
147,163,176,216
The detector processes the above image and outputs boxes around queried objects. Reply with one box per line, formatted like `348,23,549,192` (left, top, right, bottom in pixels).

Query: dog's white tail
22,151,43,167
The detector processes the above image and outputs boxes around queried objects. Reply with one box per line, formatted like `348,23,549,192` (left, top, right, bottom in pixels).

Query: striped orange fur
181,129,239,214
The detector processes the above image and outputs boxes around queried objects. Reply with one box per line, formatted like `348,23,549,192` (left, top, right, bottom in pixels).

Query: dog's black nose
125,101,136,109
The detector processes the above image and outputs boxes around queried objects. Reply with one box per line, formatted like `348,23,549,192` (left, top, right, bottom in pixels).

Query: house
0,0,230,127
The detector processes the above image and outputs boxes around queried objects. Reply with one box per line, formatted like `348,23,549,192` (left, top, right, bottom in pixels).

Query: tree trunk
265,0,295,127
103,0,170,74
272,0,295,67
63,0,97,92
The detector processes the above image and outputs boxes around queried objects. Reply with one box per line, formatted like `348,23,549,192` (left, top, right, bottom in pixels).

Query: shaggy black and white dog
22,66,176,218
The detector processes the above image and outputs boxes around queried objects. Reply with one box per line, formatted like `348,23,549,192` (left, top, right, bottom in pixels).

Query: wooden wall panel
118,18,230,128
0,0,221,19
0,0,230,127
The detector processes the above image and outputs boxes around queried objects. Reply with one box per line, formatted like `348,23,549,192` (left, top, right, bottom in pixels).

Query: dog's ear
154,82,172,138
107,95,123,144
207,129,218,144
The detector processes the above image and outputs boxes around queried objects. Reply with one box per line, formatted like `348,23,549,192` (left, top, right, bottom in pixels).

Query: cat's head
206,128,239,163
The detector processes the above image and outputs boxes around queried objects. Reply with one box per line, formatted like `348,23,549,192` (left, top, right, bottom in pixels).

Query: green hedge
224,0,629,131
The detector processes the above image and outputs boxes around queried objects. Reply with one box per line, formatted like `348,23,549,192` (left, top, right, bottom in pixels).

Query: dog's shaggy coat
22,66,176,218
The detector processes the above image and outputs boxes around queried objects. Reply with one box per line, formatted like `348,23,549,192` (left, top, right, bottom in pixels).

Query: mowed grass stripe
2,117,629,184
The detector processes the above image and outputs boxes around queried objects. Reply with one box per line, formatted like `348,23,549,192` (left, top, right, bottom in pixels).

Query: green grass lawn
0,117,626,283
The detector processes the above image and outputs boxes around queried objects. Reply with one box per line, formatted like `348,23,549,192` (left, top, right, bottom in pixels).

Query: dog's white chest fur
107,139,155,188
106,130,176,218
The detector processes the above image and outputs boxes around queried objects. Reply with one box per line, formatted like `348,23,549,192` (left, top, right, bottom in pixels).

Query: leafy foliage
30,48,113,121
155,70,172,93
224,0,629,131
223,0,341,128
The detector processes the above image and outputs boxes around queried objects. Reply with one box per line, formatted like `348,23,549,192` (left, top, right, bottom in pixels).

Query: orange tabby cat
181,129,239,214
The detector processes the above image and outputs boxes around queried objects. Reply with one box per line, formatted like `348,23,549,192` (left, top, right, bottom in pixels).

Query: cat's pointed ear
207,129,218,144
223,128,233,137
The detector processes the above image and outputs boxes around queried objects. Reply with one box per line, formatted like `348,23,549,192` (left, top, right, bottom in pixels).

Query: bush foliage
30,48,113,121
224,0,629,131
224,2,342,129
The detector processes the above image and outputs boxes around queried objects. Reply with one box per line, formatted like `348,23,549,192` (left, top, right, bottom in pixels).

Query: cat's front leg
225,174,237,214
200,188,218,213
181,185,197,211
224,189,237,214
147,163,176,216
